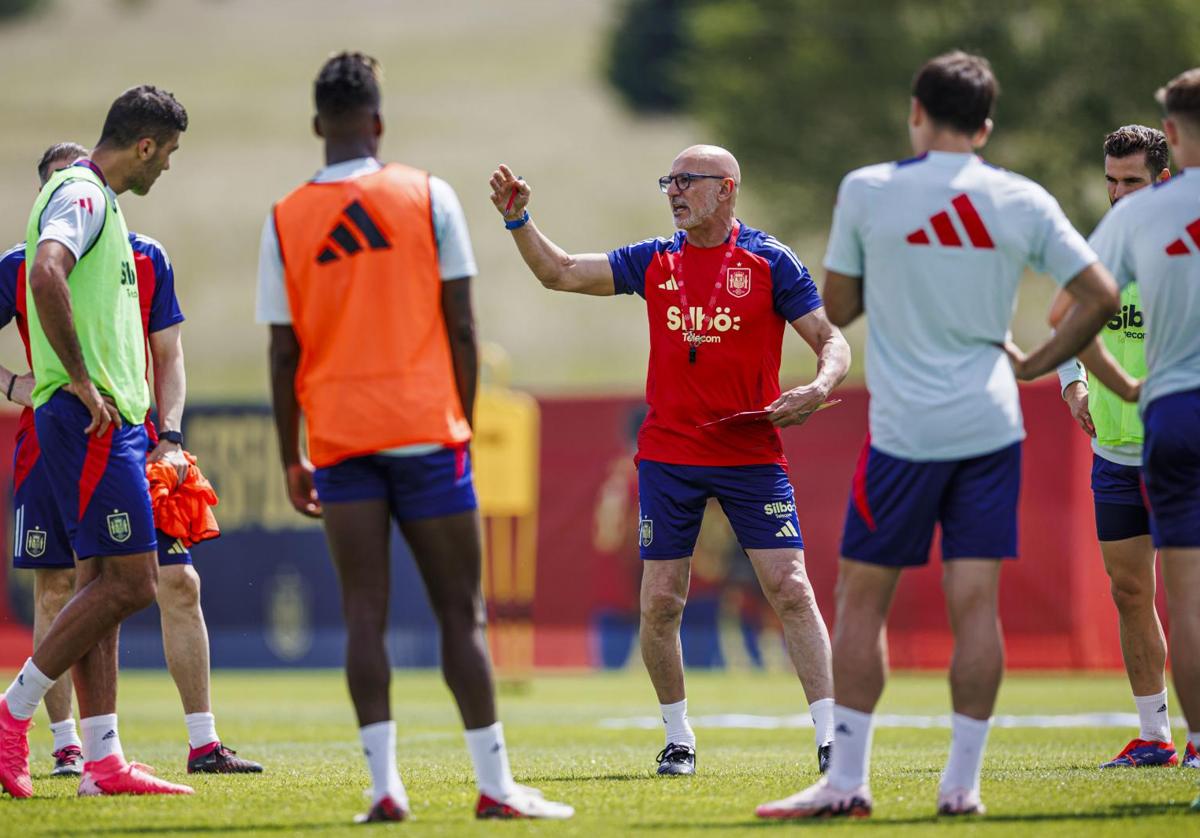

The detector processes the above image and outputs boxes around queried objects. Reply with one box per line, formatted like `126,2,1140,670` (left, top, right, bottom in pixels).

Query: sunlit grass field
1,670,1196,836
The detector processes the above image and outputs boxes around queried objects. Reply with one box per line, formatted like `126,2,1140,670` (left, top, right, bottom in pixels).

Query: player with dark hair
0,86,194,798
490,140,848,780
259,51,572,822
757,51,1120,818
1086,69,1200,804
1051,125,1189,769
0,143,261,779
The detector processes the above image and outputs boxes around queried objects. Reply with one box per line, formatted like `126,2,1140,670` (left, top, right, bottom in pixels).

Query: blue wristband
504,211,530,230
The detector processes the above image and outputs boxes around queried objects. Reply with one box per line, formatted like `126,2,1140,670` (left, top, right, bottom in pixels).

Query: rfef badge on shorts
639,516,654,547
107,510,132,543
24,527,46,558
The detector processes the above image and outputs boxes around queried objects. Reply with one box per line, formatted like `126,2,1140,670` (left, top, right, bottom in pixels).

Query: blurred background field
8,0,1188,396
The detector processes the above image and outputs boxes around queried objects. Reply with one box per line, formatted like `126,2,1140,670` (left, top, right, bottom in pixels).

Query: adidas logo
102,730,116,741
316,200,392,264
906,194,995,249
835,723,851,735
490,743,504,754
17,674,23,686
657,276,680,291
1157,704,1167,713
775,521,799,538
166,540,187,555
1163,218,1200,256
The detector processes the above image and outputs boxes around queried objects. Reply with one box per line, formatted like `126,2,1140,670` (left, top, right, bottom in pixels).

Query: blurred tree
607,0,1200,233
606,0,689,113
0,0,44,21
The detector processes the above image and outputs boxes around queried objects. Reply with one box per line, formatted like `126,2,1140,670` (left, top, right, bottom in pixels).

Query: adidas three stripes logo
316,200,392,264
906,194,995,249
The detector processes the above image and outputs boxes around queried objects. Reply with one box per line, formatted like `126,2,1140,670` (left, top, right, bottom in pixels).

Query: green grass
2,670,1197,835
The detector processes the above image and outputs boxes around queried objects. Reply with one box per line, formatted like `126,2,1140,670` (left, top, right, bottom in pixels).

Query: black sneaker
51,745,83,777
187,742,263,774
818,742,832,774
656,743,696,776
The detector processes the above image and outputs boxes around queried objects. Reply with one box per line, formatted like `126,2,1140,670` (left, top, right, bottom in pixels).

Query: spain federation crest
639,517,654,547
726,267,752,298
107,510,131,543
24,527,46,558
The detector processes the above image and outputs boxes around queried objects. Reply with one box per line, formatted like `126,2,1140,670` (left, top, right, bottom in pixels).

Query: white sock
940,713,991,794
3,658,54,720
185,712,219,749
464,722,517,800
49,718,81,751
359,721,407,806
1132,690,1170,743
80,714,124,763
810,698,835,748
827,705,874,791
660,698,695,748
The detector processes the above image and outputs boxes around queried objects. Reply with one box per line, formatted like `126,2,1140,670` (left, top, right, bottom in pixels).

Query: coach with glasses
489,145,849,781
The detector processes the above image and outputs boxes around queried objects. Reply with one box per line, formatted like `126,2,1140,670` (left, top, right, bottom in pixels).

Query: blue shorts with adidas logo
636,459,804,560
1142,387,1200,548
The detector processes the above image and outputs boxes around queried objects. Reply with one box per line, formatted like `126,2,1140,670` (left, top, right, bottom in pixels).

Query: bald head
673,144,741,183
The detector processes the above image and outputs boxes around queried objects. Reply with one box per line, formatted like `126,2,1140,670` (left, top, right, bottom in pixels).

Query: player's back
1090,171,1200,406
828,151,1095,460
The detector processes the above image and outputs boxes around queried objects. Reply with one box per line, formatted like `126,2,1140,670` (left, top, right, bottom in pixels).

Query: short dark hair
97,85,188,149
912,50,998,135
1103,125,1169,175
36,141,88,184
314,51,382,117
1156,67,1200,127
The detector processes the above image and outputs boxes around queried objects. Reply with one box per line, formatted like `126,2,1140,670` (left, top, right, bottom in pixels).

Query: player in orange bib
258,52,572,823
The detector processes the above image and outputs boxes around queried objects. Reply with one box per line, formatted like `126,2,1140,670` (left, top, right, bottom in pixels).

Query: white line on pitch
598,712,1187,730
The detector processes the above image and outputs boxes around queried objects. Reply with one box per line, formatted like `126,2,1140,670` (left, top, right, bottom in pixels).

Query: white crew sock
940,713,991,794
49,718,81,752
660,698,695,748
464,722,517,800
1132,690,1170,743
827,705,874,791
359,721,407,806
3,658,54,720
810,698,835,748
80,714,124,763
185,712,219,749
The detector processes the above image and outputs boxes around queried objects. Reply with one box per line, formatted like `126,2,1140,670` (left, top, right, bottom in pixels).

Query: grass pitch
2,670,1197,836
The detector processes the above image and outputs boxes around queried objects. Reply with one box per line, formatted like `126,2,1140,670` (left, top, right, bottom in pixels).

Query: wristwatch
160,430,183,446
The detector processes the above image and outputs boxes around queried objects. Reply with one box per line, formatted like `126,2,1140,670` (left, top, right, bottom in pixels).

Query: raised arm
767,307,851,427
27,240,121,435
488,164,616,296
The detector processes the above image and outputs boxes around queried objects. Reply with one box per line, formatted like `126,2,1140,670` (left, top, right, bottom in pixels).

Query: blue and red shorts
841,440,1021,567
312,446,478,521
1090,454,1151,542
1142,388,1200,548
636,459,803,561
31,390,157,561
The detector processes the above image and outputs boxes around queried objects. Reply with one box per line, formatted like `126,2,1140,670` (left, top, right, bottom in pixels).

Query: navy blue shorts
1091,454,1150,542
313,446,478,521
1143,388,1200,548
841,441,1021,567
32,390,157,560
636,460,803,561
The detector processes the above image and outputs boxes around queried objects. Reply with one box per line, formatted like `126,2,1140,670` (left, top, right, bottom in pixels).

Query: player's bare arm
768,307,851,427
148,323,189,480
441,277,478,428
822,270,863,327
1047,285,1141,403
27,239,121,435
268,323,320,518
1005,261,1120,381
489,164,616,296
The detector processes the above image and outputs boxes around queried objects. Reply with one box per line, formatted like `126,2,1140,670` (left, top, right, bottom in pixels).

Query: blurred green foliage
0,0,43,21
607,0,1200,232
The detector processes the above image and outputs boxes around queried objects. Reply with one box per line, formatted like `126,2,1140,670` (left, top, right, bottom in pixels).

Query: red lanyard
670,222,740,364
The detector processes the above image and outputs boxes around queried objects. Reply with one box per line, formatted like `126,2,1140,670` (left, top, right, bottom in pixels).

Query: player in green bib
0,85,197,799
1050,125,1193,769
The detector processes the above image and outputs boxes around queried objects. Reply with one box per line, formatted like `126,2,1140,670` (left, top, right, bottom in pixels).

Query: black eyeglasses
658,172,728,193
